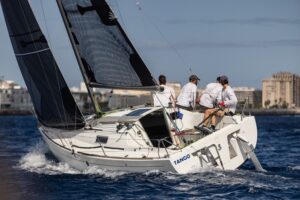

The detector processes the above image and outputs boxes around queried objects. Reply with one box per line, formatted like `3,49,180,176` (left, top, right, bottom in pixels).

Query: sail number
173,154,190,165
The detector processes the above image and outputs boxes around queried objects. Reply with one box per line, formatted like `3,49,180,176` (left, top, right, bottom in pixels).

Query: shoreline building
166,82,181,97
110,82,182,109
233,87,262,109
262,72,300,108
70,82,111,114
197,86,262,109
0,79,32,111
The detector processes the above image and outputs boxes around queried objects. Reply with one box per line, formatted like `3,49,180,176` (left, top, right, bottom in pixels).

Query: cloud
141,39,300,50
167,18,300,25
178,39,300,49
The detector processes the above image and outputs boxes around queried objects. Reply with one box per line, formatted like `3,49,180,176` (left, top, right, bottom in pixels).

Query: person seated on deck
216,75,238,116
194,76,222,132
176,75,200,111
201,75,237,133
153,75,176,107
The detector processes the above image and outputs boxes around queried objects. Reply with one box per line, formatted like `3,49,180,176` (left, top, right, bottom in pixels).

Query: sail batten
15,48,50,56
1,0,85,129
57,0,157,89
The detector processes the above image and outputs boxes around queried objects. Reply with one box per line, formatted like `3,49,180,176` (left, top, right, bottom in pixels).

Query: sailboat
1,0,264,173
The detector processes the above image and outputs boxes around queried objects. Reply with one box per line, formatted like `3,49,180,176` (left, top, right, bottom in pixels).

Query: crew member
153,75,176,107
194,76,222,132
217,75,238,116
176,75,200,111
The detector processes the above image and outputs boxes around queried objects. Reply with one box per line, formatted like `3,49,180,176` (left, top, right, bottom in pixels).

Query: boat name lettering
174,154,190,165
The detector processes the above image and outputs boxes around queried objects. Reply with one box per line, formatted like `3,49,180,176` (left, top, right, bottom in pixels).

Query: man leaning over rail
194,76,222,133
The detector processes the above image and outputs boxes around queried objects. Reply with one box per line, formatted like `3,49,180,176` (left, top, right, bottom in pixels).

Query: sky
1,0,300,89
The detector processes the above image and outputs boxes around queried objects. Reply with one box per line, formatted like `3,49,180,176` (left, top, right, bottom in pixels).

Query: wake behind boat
0,0,264,174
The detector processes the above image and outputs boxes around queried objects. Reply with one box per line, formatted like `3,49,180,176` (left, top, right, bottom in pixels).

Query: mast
57,0,101,117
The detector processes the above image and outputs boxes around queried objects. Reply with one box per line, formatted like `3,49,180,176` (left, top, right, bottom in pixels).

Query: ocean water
0,115,299,200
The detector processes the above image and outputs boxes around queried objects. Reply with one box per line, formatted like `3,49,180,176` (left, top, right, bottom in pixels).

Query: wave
288,166,300,171
17,141,79,175
17,141,129,178
16,141,300,192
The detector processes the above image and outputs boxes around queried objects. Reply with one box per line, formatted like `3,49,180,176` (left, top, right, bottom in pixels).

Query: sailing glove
218,101,225,107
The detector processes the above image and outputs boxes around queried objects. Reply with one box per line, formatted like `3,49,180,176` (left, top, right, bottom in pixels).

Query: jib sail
1,0,85,129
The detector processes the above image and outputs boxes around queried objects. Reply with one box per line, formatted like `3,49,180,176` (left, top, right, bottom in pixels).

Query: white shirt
177,82,197,108
200,83,222,108
153,85,176,107
217,85,238,113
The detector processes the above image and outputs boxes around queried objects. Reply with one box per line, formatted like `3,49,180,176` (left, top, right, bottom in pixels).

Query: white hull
39,107,258,174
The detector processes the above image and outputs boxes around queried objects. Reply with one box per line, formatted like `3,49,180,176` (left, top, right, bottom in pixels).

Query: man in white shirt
199,77,222,110
176,75,200,111
194,77,222,132
195,76,237,133
153,75,176,107
217,76,238,115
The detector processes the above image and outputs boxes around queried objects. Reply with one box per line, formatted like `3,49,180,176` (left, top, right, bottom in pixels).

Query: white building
0,79,32,110
233,87,262,108
262,72,300,108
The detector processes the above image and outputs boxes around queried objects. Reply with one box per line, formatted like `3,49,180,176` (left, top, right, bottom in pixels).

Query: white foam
144,169,161,176
289,166,300,171
83,166,128,178
18,141,79,175
17,141,132,177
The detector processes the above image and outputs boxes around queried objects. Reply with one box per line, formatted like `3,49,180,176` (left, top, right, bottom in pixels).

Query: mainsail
57,0,157,89
0,0,85,129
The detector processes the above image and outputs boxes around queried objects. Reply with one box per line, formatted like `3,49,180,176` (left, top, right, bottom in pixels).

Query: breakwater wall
238,108,300,116
0,110,32,115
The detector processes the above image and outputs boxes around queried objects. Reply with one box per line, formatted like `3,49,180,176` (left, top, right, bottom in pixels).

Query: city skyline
1,0,300,89
2,71,300,110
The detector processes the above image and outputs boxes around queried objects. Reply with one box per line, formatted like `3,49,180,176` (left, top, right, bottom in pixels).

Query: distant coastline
237,108,300,116
0,109,32,116
1,108,300,116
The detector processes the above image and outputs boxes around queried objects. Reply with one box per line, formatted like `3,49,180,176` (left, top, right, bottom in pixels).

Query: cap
219,75,229,84
189,74,200,81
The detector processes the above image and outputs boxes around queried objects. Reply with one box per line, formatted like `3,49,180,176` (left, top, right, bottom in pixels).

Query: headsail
1,0,85,129
57,0,157,89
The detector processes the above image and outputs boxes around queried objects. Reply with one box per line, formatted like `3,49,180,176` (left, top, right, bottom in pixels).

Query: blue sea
0,115,299,200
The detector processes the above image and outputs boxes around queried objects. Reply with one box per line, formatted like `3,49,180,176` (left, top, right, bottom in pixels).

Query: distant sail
57,0,157,89
1,0,85,129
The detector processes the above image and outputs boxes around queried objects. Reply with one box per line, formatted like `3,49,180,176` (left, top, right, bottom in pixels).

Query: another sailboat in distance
1,0,264,173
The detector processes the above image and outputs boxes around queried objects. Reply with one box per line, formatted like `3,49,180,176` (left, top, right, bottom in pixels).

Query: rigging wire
41,0,70,128
134,1,191,74
112,0,128,34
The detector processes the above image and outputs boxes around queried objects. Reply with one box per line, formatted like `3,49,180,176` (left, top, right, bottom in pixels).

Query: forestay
57,0,157,89
0,0,85,129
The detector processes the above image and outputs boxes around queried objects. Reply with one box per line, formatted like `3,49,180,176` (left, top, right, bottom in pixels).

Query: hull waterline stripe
76,151,156,161
71,144,125,151
103,146,124,150
71,145,102,149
